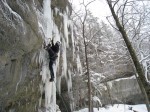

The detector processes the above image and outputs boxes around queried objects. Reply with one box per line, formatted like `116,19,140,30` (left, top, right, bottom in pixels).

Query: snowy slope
75,104,147,112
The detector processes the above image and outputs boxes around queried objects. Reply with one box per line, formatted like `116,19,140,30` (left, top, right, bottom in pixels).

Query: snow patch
75,104,148,112
93,96,102,107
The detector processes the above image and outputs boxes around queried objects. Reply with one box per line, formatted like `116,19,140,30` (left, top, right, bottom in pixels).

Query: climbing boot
49,77,54,82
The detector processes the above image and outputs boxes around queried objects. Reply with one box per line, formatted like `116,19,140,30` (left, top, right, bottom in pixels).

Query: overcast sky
69,0,111,22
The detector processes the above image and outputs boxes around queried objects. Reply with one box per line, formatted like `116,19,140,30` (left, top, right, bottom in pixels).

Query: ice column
43,0,53,44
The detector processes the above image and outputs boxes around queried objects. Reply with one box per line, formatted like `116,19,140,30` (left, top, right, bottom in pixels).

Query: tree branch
106,16,119,31
112,0,120,8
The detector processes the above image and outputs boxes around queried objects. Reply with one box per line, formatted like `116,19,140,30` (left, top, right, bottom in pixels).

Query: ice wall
35,0,75,111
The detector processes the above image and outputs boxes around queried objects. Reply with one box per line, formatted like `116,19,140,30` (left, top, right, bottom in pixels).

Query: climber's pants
49,60,54,79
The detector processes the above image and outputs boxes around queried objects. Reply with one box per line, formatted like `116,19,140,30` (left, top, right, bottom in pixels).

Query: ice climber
44,39,60,82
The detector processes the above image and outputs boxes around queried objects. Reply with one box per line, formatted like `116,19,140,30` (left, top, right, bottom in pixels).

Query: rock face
0,0,43,111
72,76,144,110
100,78,144,105
0,0,72,112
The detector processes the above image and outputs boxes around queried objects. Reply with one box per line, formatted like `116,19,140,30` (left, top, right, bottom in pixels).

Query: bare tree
72,0,96,112
105,0,150,111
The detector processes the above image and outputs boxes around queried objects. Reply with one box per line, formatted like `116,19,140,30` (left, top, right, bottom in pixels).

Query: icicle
68,20,75,60
67,69,74,111
54,7,59,16
63,12,69,46
62,38,67,76
57,76,62,94
36,49,49,83
43,0,53,44
67,69,72,93
45,81,52,109
56,37,68,95
52,23,61,43
66,6,71,16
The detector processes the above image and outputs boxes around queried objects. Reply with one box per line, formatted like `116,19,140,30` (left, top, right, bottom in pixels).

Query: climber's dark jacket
45,40,60,61
44,40,60,81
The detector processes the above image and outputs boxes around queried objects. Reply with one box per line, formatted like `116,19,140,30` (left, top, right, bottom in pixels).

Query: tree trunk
106,0,150,111
83,24,93,112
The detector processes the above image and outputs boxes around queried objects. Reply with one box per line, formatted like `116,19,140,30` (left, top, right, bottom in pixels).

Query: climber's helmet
47,43,51,48
55,41,61,46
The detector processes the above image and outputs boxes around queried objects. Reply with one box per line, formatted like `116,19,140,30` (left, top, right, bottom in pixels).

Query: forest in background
70,0,150,111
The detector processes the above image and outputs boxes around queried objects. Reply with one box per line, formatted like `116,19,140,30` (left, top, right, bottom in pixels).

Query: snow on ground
74,104,147,112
